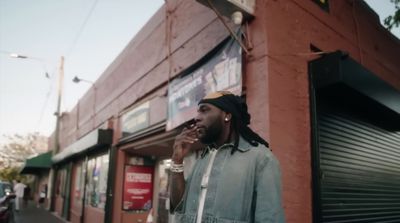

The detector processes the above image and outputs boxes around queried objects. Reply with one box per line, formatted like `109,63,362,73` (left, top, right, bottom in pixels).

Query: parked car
0,182,15,223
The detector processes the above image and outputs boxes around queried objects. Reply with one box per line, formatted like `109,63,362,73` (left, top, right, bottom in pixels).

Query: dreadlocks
198,91,269,154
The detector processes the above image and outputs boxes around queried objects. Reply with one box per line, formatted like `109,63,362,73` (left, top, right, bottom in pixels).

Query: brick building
49,1,400,223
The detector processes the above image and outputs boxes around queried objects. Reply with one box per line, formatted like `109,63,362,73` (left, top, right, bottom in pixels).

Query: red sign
123,165,154,210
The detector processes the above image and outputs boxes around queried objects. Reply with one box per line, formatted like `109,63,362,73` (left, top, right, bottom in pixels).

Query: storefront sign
123,165,154,211
121,101,150,137
167,38,242,130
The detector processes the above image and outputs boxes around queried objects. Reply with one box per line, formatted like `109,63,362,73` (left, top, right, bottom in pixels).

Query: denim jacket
173,138,285,223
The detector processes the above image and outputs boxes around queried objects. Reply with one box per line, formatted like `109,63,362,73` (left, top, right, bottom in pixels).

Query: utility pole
55,56,64,154
49,56,64,211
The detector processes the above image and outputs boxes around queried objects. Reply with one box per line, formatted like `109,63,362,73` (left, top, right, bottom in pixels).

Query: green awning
20,151,52,174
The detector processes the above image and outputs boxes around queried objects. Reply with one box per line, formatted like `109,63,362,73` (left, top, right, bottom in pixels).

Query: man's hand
170,124,199,211
172,124,198,164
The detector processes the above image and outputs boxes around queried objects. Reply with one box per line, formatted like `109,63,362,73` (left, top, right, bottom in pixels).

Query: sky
0,0,399,140
365,0,400,38
0,0,164,139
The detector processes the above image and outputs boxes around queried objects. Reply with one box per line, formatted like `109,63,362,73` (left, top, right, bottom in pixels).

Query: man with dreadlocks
170,91,285,223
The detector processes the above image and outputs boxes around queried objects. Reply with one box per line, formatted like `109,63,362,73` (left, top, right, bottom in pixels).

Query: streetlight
73,76,96,128
9,53,50,78
9,53,64,212
9,53,28,59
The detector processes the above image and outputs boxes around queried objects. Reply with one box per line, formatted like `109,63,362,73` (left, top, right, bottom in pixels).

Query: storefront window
74,163,85,204
85,153,109,209
157,159,171,223
56,168,67,196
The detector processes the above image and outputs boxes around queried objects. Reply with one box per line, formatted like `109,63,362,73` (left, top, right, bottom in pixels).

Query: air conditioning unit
196,0,256,24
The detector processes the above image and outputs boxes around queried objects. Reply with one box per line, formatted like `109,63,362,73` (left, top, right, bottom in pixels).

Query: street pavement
13,201,65,223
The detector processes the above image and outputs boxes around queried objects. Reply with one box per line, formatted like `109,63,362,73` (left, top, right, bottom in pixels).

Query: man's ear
224,113,232,122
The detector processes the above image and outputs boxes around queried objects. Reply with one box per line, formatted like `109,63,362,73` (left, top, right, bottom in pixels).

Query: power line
65,0,99,58
35,66,57,131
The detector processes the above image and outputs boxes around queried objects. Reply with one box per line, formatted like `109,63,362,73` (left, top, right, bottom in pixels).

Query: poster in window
167,37,242,130
123,165,154,211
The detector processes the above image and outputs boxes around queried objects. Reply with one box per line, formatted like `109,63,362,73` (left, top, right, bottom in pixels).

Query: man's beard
199,121,223,145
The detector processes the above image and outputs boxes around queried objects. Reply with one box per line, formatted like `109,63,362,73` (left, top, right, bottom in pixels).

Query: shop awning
20,151,52,174
119,124,178,157
310,51,400,130
52,129,113,164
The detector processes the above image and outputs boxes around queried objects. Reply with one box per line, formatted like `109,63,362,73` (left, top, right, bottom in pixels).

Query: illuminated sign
121,101,150,137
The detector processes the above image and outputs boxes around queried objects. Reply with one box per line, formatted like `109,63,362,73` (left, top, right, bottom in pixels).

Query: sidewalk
13,201,66,223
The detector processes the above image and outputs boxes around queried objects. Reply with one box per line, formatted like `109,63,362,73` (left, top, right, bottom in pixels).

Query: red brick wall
258,1,400,222
58,0,228,149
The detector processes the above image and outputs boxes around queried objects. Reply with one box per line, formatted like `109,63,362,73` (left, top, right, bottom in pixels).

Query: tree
0,167,27,183
384,0,400,30
0,132,48,168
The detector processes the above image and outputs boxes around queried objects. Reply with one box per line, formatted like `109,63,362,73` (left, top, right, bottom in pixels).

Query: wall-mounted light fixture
196,0,255,54
73,75,97,128
72,76,94,85
196,0,255,25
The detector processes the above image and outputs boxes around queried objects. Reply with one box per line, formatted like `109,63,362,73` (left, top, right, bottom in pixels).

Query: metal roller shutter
318,111,400,223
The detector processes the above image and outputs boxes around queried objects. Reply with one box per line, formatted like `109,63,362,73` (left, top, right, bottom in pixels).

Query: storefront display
73,163,84,204
56,168,67,196
86,154,109,209
156,160,171,223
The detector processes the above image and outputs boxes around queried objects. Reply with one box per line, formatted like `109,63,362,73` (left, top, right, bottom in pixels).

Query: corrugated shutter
318,111,400,223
